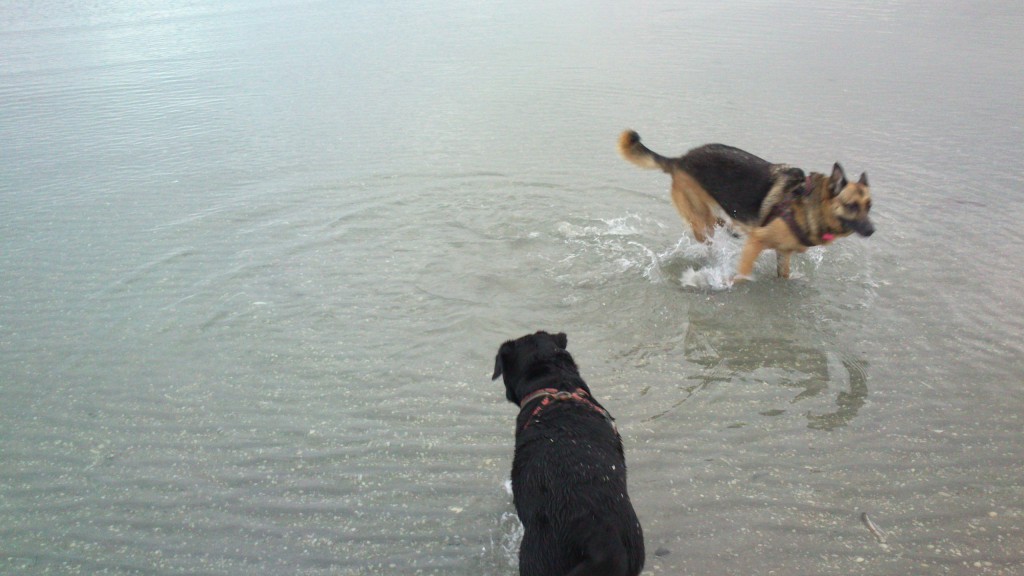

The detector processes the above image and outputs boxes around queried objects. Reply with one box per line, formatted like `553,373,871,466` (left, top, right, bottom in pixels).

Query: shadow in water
805,354,868,430
657,293,869,430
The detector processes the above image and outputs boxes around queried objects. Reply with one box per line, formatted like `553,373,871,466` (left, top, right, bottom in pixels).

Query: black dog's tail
618,130,675,173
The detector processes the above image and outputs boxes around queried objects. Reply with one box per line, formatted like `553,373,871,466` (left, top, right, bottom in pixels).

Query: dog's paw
730,274,753,285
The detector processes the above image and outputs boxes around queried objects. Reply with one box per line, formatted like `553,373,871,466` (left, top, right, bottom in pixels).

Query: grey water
2,1,1023,574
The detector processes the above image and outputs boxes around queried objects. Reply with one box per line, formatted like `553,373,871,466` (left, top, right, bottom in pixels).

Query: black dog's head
492,331,578,404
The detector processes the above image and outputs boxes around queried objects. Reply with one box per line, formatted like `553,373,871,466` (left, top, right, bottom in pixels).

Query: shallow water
2,1,1023,574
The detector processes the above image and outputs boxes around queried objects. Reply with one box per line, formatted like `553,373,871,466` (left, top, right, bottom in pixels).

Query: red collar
518,388,615,433
519,387,580,408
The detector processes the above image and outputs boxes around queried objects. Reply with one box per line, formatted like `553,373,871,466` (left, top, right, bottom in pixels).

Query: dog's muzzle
843,217,875,237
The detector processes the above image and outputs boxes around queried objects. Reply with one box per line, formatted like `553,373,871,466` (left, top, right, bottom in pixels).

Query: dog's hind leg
670,173,717,243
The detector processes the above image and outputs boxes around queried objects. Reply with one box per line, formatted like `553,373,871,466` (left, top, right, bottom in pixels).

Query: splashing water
554,216,836,291
677,231,744,291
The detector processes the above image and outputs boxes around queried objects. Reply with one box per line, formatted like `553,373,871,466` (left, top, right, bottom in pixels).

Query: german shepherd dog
492,331,644,576
618,130,874,281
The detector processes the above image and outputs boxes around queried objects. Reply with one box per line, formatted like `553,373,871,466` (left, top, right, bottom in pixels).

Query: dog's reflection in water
643,310,868,430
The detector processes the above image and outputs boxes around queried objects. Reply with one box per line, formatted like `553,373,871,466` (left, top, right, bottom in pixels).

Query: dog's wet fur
618,130,874,280
492,331,644,576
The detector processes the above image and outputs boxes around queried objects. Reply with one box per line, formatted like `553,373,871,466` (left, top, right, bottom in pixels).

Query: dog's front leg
733,236,764,283
776,251,793,278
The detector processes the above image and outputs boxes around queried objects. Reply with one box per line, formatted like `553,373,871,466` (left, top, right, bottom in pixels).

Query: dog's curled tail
618,130,674,173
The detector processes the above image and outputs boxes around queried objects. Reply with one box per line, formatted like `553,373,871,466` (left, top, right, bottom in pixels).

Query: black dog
492,331,644,576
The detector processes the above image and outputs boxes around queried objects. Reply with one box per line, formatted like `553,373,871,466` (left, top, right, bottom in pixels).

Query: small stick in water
860,512,887,543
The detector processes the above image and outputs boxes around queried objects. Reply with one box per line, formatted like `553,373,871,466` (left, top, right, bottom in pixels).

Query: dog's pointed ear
829,162,848,197
554,332,568,350
858,172,869,187
492,341,514,380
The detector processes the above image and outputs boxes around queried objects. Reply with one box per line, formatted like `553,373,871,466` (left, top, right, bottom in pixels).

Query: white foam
552,214,661,287
627,241,662,283
497,479,522,569
555,214,644,239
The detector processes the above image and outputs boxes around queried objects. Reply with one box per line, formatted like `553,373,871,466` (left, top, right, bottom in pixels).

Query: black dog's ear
829,162,848,197
554,332,568,350
858,172,869,187
492,341,514,380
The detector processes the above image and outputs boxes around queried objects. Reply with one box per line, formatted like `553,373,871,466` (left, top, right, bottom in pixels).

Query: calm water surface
2,1,1023,574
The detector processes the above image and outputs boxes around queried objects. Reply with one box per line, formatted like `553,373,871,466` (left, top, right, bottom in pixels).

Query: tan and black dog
618,130,874,281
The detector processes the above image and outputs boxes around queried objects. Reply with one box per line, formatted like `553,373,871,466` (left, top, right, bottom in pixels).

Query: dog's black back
493,331,644,576
678,144,779,222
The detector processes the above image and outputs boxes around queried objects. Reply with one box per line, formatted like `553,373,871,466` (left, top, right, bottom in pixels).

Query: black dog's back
514,402,642,576
677,143,775,222
493,332,644,576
